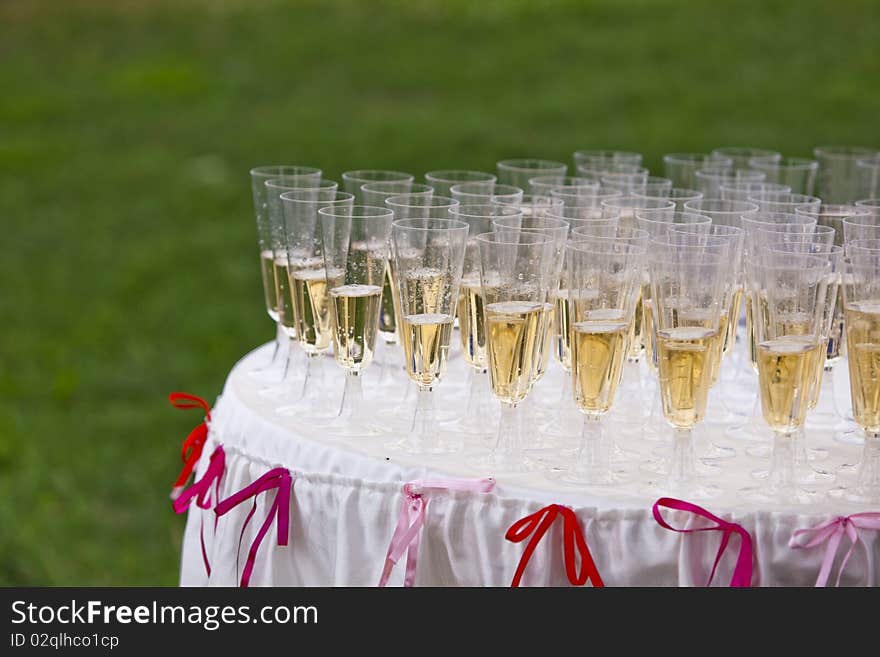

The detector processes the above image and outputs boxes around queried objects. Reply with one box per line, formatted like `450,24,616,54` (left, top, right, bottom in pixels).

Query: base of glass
739,483,822,505
828,484,880,505
750,464,834,485
469,448,540,475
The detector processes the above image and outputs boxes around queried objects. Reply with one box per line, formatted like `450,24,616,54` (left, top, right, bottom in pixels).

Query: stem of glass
668,426,696,486
299,351,328,412
408,386,438,451
462,368,493,428
767,430,796,492
493,401,523,458
857,431,880,495
574,414,610,479
337,370,363,422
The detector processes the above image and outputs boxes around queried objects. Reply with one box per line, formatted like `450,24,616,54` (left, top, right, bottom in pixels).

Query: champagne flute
747,157,819,196
814,146,880,204
342,170,414,201
276,189,355,418
645,244,731,497
662,153,733,188
387,216,468,453
424,170,496,197
739,253,835,504
317,204,394,435
249,165,321,379
447,203,523,438
496,159,567,190
472,231,556,472
550,236,645,485
834,252,880,503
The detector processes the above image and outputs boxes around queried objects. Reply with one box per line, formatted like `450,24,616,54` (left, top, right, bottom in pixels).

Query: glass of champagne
424,170,496,197
276,189,355,417
496,159,567,190
550,236,645,485
249,165,322,379
317,204,394,435
740,253,835,504
342,170,414,202
447,203,523,438
814,146,880,204
662,153,733,189
388,216,468,453
646,244,731,497
747,157,819,196
835,252,880,503
472,231,556,472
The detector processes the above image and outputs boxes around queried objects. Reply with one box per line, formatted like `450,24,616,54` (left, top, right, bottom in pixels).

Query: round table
179,342,879,586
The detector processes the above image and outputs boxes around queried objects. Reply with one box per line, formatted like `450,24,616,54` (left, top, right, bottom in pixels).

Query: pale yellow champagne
708,312,730,386
845,301,880,432
756,337,822,433
534,302,555,379
571,312,629,414
807,337,830,410
401,267,450,315
627,287,644,360
330,284,383,372
485,301,545,404
826,286,846,364
656,326,718,428
722,286,743,358
457,275,487,369
379,262,397,340
260,250,279,321
401,313,454,387
274,256,296,337
291,268,342,353
554,289,572,370
643,297,657,374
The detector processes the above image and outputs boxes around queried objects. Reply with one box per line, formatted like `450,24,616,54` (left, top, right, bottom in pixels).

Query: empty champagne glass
550,187,622,211
663,153,733,188
747,157,819,196
424,170,496,197
695,167,766,198
634,187,703,210
814,146,880,204
249,165,322,378
576,162,645,182
472,231,556,472
843,212,880,243
748,192,822,215
317,205,394,435
834,252,880,503
711,147,781,169
450,182,523,206
361,181,432,207
855,156,880,200
388,217,468,453
550,237,644,485
528,175,599,197
597,168,649,190
740,253,835,504
601,196,675,230
342,170,414,201
276,189,355,417
645,245,731,497
497,159,567,190
448,204,523,437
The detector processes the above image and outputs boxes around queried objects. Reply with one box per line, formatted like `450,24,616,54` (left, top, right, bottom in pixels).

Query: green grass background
2,0,878,584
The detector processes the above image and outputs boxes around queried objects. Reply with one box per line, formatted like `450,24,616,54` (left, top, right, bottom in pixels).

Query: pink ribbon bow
789,513,880,587
378,477,495,587
172,445,226,577
653,497,753,587
215,468,292,588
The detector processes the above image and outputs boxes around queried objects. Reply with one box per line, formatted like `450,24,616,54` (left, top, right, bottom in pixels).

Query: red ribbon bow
168,392,212,500
506,504,604,587
215,468,292,588
172,445,225,577
653,497,753,587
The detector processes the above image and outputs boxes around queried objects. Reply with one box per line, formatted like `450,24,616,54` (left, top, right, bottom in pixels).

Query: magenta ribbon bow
789,513,880,587
378,477,495,587
653,497,753,587
215,467,292,588
172,445,226,577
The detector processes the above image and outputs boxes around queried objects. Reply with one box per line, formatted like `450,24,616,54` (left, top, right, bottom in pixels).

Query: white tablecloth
179,342,879,586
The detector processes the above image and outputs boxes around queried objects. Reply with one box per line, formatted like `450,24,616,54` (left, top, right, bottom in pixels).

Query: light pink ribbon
378,477,495,587
215,467,292,588
172,445,225,577
789,513,880,587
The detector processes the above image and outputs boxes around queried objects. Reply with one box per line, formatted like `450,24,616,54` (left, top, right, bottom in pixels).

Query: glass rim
341,169,415,183
633,187,702,200
573,149,642,160
449,204,523,220
250,164,321,178
566,238,648,256
718,181,791,192
424,169,496,182
813,145,880,159
662,152,733,164
385,194,459,209
747,156,818,170
712,146,781,159
601,196,676,210
450,182,523,197
496,158,567,170
492,215,570,231
855,198,880,208
265,177,337,191
474,230,554,246
683,198,760,214
317,204,394,219
795,204,872,218
360,181,433,193
528,174,597,187
278,190,354,204
391,217,469,232
634,209,712,224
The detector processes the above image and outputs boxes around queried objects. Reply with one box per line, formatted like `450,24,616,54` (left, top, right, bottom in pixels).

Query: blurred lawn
1,0,879,584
